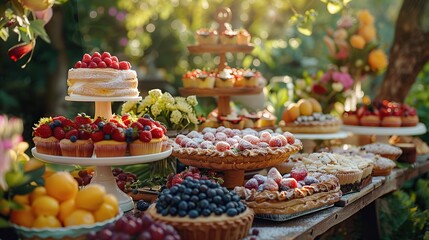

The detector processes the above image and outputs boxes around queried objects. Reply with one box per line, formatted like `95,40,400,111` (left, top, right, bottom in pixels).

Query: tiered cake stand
293,131,349,153
32,96,172,212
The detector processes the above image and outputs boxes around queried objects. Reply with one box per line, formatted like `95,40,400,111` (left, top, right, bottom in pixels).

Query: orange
13,194,30,206
75,184,106,211
297,99,313,116
64,209,95,227
31,196,60,217
103,194,119,214
94,203,117,222
10,205,35,227
59,199,75,223
32,215,61,228
45,171,78,202
29,186,47,203
23,158,44,172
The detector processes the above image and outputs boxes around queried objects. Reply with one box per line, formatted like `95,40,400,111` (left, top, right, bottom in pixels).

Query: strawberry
269,137,283,147
80,62,88,68
93,117,103,125
290,168,308,181
112,128,126,141
92,57,102,63
130,122,144,131
263,178,279,191
238,139,253,151
101,52,111,60
75,113,92,126
74,61,82,68
82,53,91,63
102,122,117,135
253,174,267,185
215,141,230,152
243,135,260,145
279,178,298,189
91,52,101,59
98,61,107,68
110,61,119,69
103,58,112,67
91,131,104,142
137,118,153,128
65,129,78,139
89,62,97,68
53,127,65,140
267,167,282,184
151,127,164,139
119,61,130,70
53,116,66,122
244,178,259,190
139,131,152,142
35,124,52,138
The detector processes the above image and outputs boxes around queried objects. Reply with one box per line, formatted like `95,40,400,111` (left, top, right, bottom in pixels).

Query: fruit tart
147,178,254,240
234,167,341,216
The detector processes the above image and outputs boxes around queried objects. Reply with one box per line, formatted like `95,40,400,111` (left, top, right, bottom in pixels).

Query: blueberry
209,182,218,188
143,114,151,119
170,186,178,194
199,199,209,208
144,125,151,131
177,185,186,193
226,202,235,209
53,120,62,127
202,209,212,216
132,189,138,195
178,210,187,217
222,194,231,203
156,206,162,213
198,193,207,200
159,195,166,202
214,208,223,215
222,187,229,194
192,188,200,195
172,196,181,204
181,194,190,201
97,122,105,129
215,189,224,196
184,188,193,195
207,189,216,198
161,209,168,216
125,128,133,137
49,123,55,129
178,201,188,211
232,195,241,202
70,135,77,142
213,196,222,204
209,203,217,211
188,202,196,210
188,210,199,218
227,208,238,217
304,176,319,185
164,194,173,203
169,207,178,216
104,134,111,140
199,184,208,192
190,195,199,202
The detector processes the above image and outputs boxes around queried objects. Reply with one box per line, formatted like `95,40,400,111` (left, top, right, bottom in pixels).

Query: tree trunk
376,0,429,102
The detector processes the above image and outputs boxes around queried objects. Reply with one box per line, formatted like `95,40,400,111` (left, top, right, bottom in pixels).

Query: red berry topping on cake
110,61,119,69
137,118,153,128
112,128,126,141
88,62,97,68
34,124,52,138
103,58,112,67
151,127,164,139
111,56,119,62
78,129,91,140
101,52,111,59
215,141,230,152
102,122,117,135
53,126,65,140
80,62,87,68
290,168,308,181
91,131,104,142
74,61,82,68
277,135,288,146
263,178,279,191
119,61,130,70
279,178,298,190
75,113,92,126
92,57,102,64
244,178,259,190
65,129,78,140
97,61,107,68
130,122,144,131
238,139,253,151
215,132,227,141
91,52,101,59
82,53,91,63
139,131,152,142
267,167,282,184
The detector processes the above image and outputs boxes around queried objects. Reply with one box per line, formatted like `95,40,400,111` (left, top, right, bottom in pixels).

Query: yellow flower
187,113,199,125
151,103,162,117
350,35,366,49
176,101,192,114
121,101,138,115
170,110,182,125
161,92,174,105
186,96,198,106
357,10,374,26
358,25,376,42
368,49,388,71
148,89,162,99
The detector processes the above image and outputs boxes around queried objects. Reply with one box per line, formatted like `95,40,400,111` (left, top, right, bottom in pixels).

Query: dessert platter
31,52,172,212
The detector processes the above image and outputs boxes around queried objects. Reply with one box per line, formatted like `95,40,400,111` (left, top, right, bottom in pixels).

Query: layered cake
148,178,254,240
280,98,341,133
234,167,341,215
67,52,139,98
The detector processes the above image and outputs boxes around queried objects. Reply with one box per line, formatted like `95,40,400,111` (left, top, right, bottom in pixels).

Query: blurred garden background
1,1,429,238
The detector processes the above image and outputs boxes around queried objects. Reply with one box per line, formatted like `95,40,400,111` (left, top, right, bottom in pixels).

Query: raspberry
103,58,112,67
80,62,88,68
279,178,298,189
263,178,279,191
269,137,283,147
238,139,253,151
283,132,295,144
290,168,308,181
89,62,97,68
82,53,91,63
253,174,267,185
74,61,82,68
102,122,117,134
91,52,101,59
53,126,65,140
112,128,126,141
35,124,52,138
97,61,107,68
101,52,111,59
119,61,130,70
65,129,78,139
91,131,104,142
130,122,144,131
259,131,272,143
244,178,259,190
243,135,260,145
111,56,119,62
267,167,282,184
92,57,102,63
139,131,152,142
151,127,164,139
215,141,230,152
75,113,92,126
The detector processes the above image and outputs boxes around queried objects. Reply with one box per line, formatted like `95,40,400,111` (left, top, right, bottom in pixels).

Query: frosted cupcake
220,29,238,45
182,70,198,88
196,28,218,45
243,70,258,87
196,71,215,89
237,29,251,45
215,69,235,88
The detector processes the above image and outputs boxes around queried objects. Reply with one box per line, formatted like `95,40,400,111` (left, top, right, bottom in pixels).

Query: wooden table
252,160,429,240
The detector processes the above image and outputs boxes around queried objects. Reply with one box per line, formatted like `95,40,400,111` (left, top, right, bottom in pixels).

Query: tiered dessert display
172,127,302,188
31,52,172,212
179,8,264,120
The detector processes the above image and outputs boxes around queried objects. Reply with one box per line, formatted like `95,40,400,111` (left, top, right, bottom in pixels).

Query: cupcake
342,111,359,125
59,113,95,157
242,70,258,87
237,29,251,45
379,100,402,127
381,116,402,127
148,178,254,240
215,69,235,88
196,70,215,89
182,70,198,88
255,110,277,128
196,28,218,45
220,29,238,45
129,116,167,156
401,104,419,126
92,121,127,157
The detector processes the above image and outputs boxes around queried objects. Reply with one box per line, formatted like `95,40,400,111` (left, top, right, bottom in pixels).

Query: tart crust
280,118,342,134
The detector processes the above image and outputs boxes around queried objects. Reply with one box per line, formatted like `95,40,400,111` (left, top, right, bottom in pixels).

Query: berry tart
92,118,128,157
147,178,254,240
234,167,341,218
128,115,168,156
59,113,95,157
68,52,138,98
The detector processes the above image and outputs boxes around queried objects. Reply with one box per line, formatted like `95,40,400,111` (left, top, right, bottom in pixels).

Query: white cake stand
293,131,350,153
32,96,173,212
